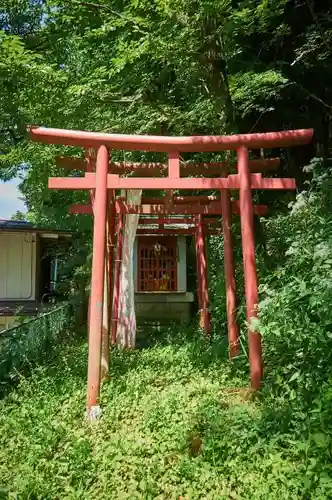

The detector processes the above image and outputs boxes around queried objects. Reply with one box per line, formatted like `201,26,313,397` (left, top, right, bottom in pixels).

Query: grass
0,326,331,499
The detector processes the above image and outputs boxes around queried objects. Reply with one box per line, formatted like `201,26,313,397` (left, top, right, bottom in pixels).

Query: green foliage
257,158,332,496
203,158,332,496
230,70,289,117
2,160,332,497
1,0,330,288
0,2,332,497
0,303,79,394
1,323,332,498
258,158,332,393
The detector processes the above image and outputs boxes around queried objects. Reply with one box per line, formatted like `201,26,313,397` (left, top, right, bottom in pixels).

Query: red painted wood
56,156,87,169
139,217,194,225
69,201,268,216
86,149,96,207
86,145,108,410
138,218,220,227
193,159,280,173
142,195,220,204
252,177,296,189
115,200,268,215
48,176,93,189
164,190,173,209
136,228,222,235
194,218,203,314
140,201,268,215
100,189,115,381
107,190,116,335
138,219,227,228
69,204,93,214
49,173,296,191
111,214,124,345
88,295,91,329
226,174,296,190
50,174,230,190
169,151,180,178
221,189,239,357
238,146,262,390
196,215,211,335
56,156,281,175
137,236,178,292
29,126,313,152
165,153,176,205
107,175,232,190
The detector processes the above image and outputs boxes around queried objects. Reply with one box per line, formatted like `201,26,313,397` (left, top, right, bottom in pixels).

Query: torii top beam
29,126,313,152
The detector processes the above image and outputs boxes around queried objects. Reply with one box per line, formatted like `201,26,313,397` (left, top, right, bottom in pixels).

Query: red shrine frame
28,125,313,414
137,236,178,292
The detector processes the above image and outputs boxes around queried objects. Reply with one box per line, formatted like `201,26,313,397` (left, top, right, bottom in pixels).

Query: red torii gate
59,156,271,358
71,198,268,343
28,126,313,416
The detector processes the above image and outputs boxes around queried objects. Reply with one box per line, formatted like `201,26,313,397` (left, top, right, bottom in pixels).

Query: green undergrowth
1,324,332,499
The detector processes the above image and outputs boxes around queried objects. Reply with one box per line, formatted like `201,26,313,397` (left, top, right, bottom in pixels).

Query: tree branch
236,57,331,111
69,0,148,34
305,0,330,51
293,81,331,110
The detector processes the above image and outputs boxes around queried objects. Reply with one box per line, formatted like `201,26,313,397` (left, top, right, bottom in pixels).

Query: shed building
0,220,71,331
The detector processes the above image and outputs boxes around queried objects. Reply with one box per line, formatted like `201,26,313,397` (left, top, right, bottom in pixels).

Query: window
137,236,177,292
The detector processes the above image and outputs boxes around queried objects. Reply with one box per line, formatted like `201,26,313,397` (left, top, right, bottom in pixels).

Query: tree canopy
2,2,332,497
1,1,331,216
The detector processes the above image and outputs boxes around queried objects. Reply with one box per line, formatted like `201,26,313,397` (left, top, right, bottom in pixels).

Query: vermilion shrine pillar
107,190,116,330
100,190,116,381
111,213,124,345
238,145,262,389
194,219,203,318
86,145,109,412
196,214,211,335
221,189,239,357
101,258,110,381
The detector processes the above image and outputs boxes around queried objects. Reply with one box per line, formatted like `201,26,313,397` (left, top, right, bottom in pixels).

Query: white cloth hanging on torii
116,189,142,348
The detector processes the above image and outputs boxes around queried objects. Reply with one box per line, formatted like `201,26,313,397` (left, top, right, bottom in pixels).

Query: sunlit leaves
229,70,289,117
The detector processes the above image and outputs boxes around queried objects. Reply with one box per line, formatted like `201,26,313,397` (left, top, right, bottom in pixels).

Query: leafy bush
258,158,332,387
2,159,332,498
0,322,331,499
256,158,332,495
0,303,78,394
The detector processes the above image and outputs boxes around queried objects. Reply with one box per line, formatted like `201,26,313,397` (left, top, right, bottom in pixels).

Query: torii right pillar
238,146,262,389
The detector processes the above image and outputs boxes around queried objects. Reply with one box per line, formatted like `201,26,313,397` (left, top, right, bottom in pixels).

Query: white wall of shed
0,231,36,300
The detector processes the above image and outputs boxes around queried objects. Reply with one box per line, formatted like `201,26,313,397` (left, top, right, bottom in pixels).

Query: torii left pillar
86,145,108,418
